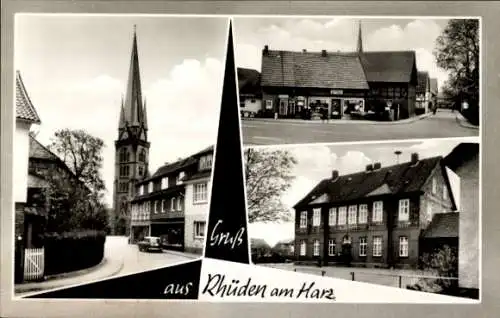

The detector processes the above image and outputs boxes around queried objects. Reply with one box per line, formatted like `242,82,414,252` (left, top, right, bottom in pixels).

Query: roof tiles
16,71,41,124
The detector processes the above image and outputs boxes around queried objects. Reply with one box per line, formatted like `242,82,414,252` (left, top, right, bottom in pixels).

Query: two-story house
129,146,213,253
293,152,458,269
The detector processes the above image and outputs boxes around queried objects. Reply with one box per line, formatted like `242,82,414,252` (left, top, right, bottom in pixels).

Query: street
104,236,199,276
242,110,478,145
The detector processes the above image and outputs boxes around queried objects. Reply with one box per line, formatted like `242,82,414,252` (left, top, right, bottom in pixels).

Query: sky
15,15,228,207
234,17,451,89
248,137,479,247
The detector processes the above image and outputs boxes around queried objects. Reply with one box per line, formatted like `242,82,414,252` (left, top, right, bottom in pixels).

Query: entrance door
279,99,288,117
331,99,342,119
341,235,353,266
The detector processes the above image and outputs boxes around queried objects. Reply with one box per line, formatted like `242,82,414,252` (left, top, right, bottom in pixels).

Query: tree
434,19,479,120
43,129,108,233
244,148,297,223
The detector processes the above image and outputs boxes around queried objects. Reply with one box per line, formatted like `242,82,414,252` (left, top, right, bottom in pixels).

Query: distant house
273,238,295,257
443,143,479,292
237,67,262,118
14,71,41,245
251,238,272,259
130,146,213,254
259,22,418,121
416,71,431,114
293,152,458,269
429,78,438,110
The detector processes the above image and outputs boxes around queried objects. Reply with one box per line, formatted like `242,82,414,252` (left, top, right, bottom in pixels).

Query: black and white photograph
246,138,479,299
13,14,227,296
234,17,480,145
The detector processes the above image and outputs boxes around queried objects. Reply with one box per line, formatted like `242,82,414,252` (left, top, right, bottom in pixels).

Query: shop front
150,219,184,251
130,222,150,244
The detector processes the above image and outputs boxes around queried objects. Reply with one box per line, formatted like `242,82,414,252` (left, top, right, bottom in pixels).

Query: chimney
321,49,327,57
411,153,419,164
302,49,307,53
365,164,373,172
331,170,339,180
263,45,269,55
373,162,382,170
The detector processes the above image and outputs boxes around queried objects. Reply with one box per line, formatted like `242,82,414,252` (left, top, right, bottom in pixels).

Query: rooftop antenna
394,150,402,164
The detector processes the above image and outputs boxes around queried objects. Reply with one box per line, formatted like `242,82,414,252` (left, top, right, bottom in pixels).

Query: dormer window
176,171,185,185
199,154,213,171
161,177,169,190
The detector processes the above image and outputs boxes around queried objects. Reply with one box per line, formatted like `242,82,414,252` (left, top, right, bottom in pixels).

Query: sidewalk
455,112,479,129
14,256,124,294
162,249,202,260
243,112,433,125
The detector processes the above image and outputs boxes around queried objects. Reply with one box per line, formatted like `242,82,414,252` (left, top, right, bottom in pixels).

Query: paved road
107,236,198,277
242,110,479,145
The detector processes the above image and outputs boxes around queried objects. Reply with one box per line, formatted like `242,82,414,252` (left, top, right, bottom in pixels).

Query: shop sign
330,89,343,95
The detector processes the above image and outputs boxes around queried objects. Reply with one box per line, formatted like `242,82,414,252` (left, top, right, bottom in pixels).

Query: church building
113,26,150,236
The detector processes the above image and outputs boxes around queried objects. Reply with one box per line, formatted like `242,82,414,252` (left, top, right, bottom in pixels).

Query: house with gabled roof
293,152,459,269
258,22,418,120
130,146,213,254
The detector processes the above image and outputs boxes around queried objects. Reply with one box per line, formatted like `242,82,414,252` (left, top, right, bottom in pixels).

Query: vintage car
137,236,162,252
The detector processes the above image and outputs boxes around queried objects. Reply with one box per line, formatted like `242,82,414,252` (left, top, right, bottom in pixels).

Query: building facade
293,153,458,269
113,27,150,236
130,147,213,254
416,71,431,114
237,67,262,118
259,22,418,121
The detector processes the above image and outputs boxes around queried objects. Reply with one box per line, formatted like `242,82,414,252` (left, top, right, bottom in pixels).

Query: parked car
137,236,162,252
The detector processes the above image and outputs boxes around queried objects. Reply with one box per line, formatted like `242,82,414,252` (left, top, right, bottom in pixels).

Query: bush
43,230,106,276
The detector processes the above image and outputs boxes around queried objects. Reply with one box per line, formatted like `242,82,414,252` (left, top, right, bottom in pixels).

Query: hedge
43,230,106,276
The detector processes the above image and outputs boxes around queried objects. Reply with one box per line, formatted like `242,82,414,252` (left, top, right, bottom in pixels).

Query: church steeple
121,25,146,129
357,20,363,53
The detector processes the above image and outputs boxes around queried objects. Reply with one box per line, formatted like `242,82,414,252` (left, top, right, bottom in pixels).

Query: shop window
265,100,273,110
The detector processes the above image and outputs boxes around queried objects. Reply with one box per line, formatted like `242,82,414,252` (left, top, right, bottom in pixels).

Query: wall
456,153,479,289
14,120,31,204
184,178,211,254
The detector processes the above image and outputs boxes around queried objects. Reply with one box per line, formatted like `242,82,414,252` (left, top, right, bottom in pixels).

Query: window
443,185,448,200
170,198,175,211
338,206,347,224
199,155,213,171
359,237,367,256
176,197,183,211
373,236,382,257
373,201,383,222
348,206,357,225
328,208,337,226
138,166,144,177
119,148,130,163
155,201,161,214
398,199,410,221
300,240,306,256
161,177,169,189
328,239,336,256
388,87,394,97
162,200,167,213
194,221,206,238
426,204,433,222
395,87,401,98
119,165,130,177
313,240,320,256
299,211,307,228
139,185,145,195
265,99,273,110
148,182,153,193
193,183,208,203
359,204,368,223
432,177,437,194
177,171,185,184
119,182,128,193
312,208,321,226
399,236,409,257
139,149,146,162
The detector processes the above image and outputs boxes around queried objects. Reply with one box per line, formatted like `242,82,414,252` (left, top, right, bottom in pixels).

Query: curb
162,249,201,259
15,258,125,294
243,112,432,126
455,114,479,130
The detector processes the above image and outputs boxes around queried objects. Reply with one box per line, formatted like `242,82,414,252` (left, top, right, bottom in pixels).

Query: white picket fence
24,248,45,281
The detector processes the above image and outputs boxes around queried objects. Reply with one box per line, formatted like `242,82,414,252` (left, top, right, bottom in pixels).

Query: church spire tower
357,20,363,53
113,25,150,236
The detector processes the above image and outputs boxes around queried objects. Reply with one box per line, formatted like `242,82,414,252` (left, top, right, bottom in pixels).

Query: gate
24,248,45,281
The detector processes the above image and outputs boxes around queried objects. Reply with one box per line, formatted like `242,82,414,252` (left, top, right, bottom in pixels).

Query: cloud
334,150,373,174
